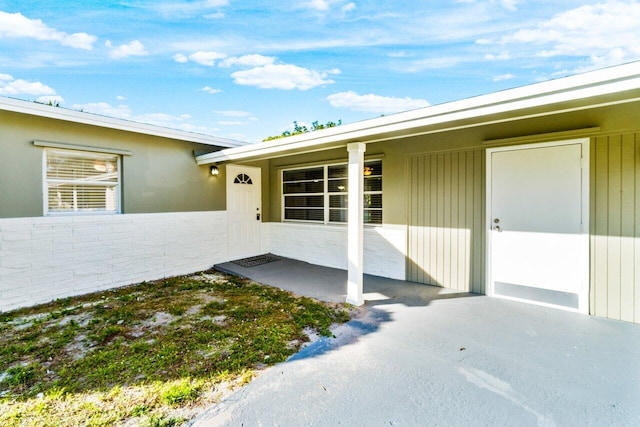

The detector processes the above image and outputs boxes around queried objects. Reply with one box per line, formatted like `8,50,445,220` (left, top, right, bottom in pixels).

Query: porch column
346,142,365,306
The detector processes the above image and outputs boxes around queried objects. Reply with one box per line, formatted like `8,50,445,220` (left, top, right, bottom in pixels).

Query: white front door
487,140,589,313
226,164,262,260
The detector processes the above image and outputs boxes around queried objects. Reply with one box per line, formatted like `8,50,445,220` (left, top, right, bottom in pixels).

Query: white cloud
135,112,221,134
149,0,229,17
500,0,518,11
303,0,356,14
70,101,223,135
231,64,336,90
405,56,464,72
173,53,189,63
342,2,356,13
116,95,127,100
214,110,258,125
0,77,56,96
62,33,98,50
106,40,148,59
493,73,514,81
500,0,640,67
219,54,275,68
217,120,245,126
484,52,510,60
36,95,65,105
188,51,227,66
455,0,517,10
308,0,330,11
327,91,429,114
0,11,96,50
202,86,222,94
72,102,132,118
215,110,252,117
204,12,225,19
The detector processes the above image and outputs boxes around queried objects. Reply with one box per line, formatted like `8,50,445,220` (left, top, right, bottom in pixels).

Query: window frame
43,147,122,216
281,159,382,225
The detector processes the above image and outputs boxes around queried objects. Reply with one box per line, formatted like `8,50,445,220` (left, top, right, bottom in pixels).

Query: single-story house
1,61,639,324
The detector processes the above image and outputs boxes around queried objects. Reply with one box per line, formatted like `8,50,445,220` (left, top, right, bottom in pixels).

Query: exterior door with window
487,140,589,313
226,165,261,259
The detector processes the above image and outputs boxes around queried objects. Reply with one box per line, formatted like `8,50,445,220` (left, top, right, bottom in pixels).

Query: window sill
281,220,383,228
45,211,121,217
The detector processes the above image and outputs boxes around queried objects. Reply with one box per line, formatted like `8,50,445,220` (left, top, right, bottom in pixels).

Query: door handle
256,213,261,220
494,225,501,232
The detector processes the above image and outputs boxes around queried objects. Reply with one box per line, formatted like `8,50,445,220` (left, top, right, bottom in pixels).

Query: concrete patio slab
197,258,640,426
215,257,466,304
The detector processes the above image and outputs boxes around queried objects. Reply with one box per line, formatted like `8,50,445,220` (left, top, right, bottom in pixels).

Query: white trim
0,96,246,148
43,147,122,216
280,159,383,225
485,138,590,314
34,140,133,156
197,61,640,164
346,142,366,306
482,127,601,146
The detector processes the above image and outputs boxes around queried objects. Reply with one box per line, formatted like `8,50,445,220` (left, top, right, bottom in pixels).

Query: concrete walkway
193,258,640,426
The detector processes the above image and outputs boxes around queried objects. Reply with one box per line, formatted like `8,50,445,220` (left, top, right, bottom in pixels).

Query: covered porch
215,255,473,305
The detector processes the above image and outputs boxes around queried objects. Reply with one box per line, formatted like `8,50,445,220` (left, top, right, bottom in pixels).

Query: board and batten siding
591,132,640,323
406,149,485,293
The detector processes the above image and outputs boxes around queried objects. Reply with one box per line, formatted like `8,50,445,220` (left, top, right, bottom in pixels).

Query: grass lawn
0,271,351,426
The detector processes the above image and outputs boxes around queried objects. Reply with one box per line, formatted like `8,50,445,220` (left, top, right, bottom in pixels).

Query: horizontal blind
282,160,382,224
46,149,120,213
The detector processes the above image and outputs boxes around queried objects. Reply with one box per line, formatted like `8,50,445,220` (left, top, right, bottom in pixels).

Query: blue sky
1,1,639,143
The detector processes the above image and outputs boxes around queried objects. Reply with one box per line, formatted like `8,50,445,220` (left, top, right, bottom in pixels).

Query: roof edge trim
1,96,248,148
197,61,640,165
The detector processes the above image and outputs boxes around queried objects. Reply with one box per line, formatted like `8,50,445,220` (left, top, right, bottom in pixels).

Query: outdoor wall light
210,165,219,176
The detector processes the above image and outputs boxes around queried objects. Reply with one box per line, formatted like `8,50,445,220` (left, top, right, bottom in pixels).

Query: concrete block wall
266,222,407,280
0,211,227,312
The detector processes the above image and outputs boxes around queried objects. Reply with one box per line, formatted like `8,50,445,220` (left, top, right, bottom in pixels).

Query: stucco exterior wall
0,211,227,312
0,110,226,218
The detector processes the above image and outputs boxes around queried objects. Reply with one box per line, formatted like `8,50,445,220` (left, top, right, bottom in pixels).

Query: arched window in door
234,173,253,184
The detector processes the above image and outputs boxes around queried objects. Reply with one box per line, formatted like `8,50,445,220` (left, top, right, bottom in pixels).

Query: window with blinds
45,149,121,214
282,160,382,225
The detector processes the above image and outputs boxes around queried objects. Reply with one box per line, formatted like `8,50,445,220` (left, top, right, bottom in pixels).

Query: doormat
231,254,281,268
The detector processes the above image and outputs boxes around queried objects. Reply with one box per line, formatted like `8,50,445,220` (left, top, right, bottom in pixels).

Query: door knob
494,225,501,232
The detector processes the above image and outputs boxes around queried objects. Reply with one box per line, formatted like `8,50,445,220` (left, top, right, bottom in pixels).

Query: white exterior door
226,165,261,260
487,140,589,313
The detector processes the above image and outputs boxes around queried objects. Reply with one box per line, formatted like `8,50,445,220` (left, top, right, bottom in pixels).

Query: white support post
346,142,365,306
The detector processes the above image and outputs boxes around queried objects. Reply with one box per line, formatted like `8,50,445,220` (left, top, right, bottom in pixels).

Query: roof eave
197,62,640,165
0,96,248,149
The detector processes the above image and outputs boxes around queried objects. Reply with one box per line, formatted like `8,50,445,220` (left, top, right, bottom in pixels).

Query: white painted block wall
266,222,407,280
0,211,227,312
1,213,407,312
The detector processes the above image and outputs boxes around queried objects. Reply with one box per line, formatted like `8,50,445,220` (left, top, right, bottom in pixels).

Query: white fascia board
197,61,640,164
0,96,248,148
